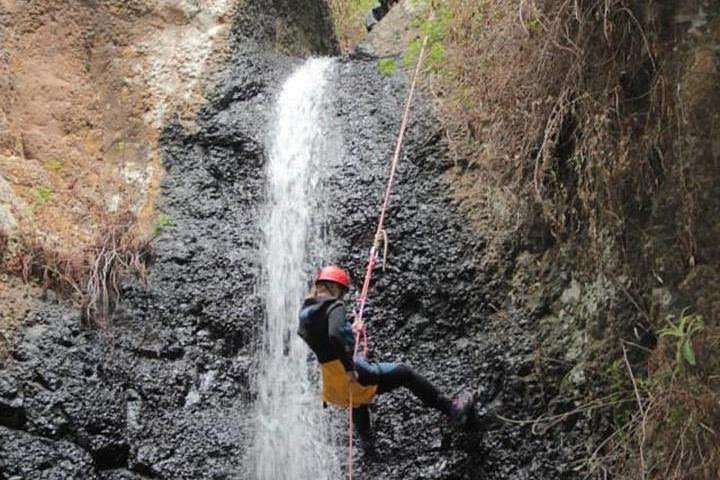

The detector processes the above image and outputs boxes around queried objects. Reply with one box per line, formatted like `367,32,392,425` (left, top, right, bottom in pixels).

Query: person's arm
327,302,355,373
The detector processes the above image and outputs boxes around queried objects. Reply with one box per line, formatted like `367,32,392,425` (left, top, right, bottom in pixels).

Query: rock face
356,0,423,58
233,0,338,55
1,4,589,480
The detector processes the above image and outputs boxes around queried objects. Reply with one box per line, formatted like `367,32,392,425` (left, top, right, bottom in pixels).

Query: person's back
298,296,348,365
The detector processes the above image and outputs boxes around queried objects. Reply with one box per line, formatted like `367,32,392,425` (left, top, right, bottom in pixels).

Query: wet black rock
232,0,338,56
99,470,151,480
0,426,97,479
0,376,26,430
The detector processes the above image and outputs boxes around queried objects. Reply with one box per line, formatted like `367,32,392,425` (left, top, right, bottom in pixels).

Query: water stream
252,58,342,480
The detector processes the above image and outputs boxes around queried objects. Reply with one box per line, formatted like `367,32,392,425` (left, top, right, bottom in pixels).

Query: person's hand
346,370,359,384
352,319,365,336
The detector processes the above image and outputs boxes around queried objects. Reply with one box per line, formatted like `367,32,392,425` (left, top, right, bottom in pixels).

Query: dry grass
327,0,379,52
427,1,673,245
428,1,719,279
0,0,237,336
586,331,720,480
2,214,151,328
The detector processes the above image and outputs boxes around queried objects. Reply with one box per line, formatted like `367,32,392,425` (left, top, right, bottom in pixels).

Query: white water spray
252,58,341,480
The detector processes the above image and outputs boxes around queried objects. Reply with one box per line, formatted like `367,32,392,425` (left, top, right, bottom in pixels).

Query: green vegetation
605,358,626,396
402,39,421,69
603,310,718,479
658,310,705,375
592,301,719,478
377,57,396,76
153,212,174,237
45,160,63,172
525,17,541,33
403,5,453,70
31,186,54,204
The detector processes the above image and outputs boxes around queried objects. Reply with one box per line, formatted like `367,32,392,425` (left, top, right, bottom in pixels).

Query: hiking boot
449,390,476,425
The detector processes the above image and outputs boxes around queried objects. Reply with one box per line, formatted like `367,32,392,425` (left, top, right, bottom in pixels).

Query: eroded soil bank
0,0,243,250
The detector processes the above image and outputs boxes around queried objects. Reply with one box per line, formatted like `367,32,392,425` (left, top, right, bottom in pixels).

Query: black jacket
297,296,355,372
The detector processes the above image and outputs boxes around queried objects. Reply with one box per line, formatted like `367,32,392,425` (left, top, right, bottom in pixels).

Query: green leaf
526,18,541,32
377,58,397,77
403,38,422,69
32,186,54,204
153,212,174,237
427,42,446,68
658,326,681,338
681,340,696,366
45,160,63,172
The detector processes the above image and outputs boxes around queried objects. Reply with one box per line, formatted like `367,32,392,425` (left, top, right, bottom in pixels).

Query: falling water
252,58,341,479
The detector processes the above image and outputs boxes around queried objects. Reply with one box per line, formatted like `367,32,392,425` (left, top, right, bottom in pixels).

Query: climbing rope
347,34,429,480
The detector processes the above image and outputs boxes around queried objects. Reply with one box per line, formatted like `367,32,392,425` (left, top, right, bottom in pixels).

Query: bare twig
582,420,635,478
496,393,632,435
618,6,656,71
621,343,646,478
619,284,652,326
519,0,528,34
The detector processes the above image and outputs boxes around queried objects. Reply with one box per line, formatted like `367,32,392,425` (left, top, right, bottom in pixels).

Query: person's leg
355,358,452,415
379,0,398,15
352,405,372,437
351,404,377,457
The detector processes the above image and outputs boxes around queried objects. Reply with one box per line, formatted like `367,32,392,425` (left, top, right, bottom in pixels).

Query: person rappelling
297,265,477,452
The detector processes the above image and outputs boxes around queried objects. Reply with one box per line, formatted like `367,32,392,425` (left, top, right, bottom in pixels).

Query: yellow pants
320,359,377,407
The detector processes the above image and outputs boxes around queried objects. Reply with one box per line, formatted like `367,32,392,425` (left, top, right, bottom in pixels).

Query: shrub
657,310,705,377
153,212,174,237
408,1,720,478
31,186,54,204
402,4,453,70
4,213,151,327
45,160,63,172
595,319,720,479
377,57,396,76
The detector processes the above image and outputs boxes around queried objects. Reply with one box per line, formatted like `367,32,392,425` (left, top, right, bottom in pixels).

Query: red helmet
315,265,351,289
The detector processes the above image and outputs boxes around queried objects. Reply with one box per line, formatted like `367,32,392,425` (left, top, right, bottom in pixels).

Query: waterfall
252,58,341,480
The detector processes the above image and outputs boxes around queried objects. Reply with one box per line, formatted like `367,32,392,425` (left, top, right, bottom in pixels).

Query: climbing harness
347,34,429,480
